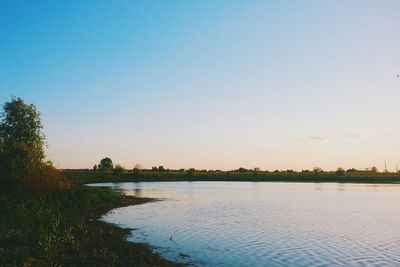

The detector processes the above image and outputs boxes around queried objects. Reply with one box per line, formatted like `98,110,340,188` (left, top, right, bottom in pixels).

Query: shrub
113,164,125,174
21,163,64,195
335,167,345,176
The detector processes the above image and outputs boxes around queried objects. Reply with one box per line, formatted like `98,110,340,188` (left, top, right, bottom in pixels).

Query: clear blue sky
1,0,399,170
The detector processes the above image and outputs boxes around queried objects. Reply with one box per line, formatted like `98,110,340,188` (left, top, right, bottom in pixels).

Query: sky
0,0,399,171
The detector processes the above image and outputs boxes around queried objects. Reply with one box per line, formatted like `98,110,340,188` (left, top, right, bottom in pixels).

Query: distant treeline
69,167,395,174
62,167,400,186
74,157,396,176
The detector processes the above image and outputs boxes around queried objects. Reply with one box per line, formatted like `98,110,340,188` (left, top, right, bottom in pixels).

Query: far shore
63,169,400,185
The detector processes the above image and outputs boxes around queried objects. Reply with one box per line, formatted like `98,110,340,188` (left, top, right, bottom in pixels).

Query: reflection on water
91,182,400,266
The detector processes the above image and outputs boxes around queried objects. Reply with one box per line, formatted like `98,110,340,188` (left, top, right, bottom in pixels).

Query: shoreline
0,186,183,266
87,193,184,266
63,170,400,185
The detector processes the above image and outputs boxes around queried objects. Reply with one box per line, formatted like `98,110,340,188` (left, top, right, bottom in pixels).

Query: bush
21,164,65,195
335,167,345,176
113,164,125,174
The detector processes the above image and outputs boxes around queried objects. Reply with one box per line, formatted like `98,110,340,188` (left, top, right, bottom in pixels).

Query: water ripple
100,182,400,266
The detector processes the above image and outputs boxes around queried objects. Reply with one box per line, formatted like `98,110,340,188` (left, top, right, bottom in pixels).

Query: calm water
92,182,400,266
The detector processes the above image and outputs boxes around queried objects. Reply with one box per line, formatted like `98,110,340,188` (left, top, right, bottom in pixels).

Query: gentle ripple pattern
91,182,400,266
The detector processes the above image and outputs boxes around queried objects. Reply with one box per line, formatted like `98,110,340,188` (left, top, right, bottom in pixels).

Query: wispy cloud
298,133,366,143
307,136,325,141
295,135,326,142
347,133,361,139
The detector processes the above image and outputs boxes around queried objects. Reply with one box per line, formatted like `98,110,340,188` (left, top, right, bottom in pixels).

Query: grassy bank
2,173,399,267
62,170,400,185
0,186,182,266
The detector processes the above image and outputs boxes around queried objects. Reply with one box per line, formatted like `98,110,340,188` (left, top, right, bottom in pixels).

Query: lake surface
92,182,400,266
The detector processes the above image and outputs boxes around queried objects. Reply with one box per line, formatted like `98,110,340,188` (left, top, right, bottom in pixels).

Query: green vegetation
0,186,182,266
63,168,400,185
93,157,115,172
0,98,181,266
0,97,63,194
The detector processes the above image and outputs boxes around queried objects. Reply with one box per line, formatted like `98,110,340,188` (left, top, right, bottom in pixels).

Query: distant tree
371,166,378,173
238,167,247,172
313,167,323,173
151,166,158,172
335,167,345,176
133,163,142,170
186,168,196,176
113,164,125,174
158,166,165,172
133,163,142,174
98,157,113,172
93,164,98,171
252,167,260,176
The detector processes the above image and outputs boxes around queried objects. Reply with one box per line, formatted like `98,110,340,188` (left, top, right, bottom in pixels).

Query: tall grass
0,187,118,265
0,186,180,266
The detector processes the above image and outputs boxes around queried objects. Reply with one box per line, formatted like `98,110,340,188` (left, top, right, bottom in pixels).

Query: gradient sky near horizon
1,0,399,171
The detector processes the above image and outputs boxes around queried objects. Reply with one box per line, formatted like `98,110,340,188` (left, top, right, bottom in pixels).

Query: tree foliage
133,163,142,174
335,167,345,176
98,157,113,172
0,97,61,193
0,97,45,179
113,164,125,174
158,166,165,172
313,167,323,173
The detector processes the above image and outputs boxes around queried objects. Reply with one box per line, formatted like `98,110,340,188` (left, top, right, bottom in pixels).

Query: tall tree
0,97,46,185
